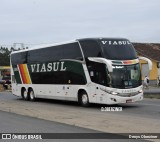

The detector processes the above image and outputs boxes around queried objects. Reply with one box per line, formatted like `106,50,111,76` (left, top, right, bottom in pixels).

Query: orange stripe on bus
18,64,31,84
23,64,31,84
18,64,26,84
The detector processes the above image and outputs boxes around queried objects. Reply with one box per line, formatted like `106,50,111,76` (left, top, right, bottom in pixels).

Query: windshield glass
100,39,137,60
110,64,141,89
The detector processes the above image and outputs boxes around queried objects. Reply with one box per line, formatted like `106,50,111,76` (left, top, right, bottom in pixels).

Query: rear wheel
79,91,90,107
22,88,29,100
28,89,36,101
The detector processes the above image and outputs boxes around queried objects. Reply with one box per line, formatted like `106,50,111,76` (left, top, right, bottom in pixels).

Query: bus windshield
101,40,137,60
110,64,141,89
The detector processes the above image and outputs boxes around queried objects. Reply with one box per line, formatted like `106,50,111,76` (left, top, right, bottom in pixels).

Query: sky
0,0,160,48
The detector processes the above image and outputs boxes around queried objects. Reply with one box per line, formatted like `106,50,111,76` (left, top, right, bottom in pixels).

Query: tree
0,46,13,66
0,46,29,66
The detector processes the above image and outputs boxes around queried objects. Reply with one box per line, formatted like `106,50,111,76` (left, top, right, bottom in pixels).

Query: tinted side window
28,42,83,63
31,71,86,85
87,61,110,87
29,61,86,85
28,46,63,63
11,52,27,66
63,43,83,60
79,40,102,58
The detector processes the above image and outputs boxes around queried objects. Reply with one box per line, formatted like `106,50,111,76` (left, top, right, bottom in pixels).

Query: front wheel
79,91,90,107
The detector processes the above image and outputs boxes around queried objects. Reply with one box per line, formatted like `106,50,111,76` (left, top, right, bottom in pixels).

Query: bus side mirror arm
139,56,152,70
88,57,113,72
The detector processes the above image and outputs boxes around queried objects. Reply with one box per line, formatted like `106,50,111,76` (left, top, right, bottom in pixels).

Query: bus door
94,71,107,104
88,62,107,103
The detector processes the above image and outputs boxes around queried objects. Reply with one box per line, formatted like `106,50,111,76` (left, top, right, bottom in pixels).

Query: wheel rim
23,90,27,99
82,94,88,104
30,91,34,100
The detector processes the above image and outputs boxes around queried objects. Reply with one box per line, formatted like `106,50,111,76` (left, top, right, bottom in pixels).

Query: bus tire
79,91,90,107
28,89,36,101
21,88,29,100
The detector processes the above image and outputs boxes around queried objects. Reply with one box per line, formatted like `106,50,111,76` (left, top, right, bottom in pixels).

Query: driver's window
88,62,109,86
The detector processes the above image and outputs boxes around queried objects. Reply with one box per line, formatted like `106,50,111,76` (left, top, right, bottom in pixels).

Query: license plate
126,99,132,103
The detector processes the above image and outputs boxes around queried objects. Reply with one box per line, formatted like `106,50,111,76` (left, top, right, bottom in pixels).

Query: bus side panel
31,84,55,98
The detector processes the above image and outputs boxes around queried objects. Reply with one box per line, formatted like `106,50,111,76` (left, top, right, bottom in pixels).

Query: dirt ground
0,84,4,91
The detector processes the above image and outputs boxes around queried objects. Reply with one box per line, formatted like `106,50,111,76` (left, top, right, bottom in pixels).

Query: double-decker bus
10,38,152,106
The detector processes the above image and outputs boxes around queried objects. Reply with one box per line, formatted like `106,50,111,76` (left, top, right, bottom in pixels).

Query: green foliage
0,46,15,66
0,46,27,66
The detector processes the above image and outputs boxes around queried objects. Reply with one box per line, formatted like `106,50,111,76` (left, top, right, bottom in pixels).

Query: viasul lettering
30,62,66,73
101,40,131,45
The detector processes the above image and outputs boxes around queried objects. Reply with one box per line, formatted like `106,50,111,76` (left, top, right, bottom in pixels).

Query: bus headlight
138,90,143,93
111,91,119,95
106,90,119,95
101,89,119,95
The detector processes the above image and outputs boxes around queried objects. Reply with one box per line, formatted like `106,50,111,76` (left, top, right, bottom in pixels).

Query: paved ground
144,88,160,94
1,110,151,142
0,92,160,135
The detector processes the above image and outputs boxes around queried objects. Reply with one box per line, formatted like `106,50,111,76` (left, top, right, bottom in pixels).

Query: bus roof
11,37,130,55
11,39,77,54
77,37,129,41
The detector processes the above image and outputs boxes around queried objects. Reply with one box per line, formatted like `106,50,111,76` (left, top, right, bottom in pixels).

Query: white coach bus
10,38,152,106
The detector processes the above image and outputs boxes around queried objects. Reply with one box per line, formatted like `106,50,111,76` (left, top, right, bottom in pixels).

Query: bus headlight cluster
105,90,119,95
138,90,143,93
100,88,119,95
111,92,119,95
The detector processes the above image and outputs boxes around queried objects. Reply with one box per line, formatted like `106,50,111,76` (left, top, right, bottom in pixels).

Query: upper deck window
79,40,102,58
11,52,27,67
28,42,83,63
